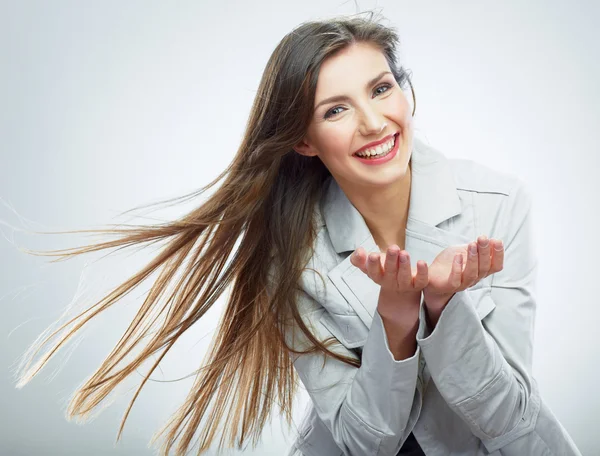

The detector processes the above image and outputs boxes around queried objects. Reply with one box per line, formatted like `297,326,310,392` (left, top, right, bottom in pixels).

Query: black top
397,432,426,455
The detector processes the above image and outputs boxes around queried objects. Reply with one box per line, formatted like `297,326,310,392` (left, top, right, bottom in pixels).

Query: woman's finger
367,252,384,283
490,239,504,274
477,235,492,278
449,253,463,289
462,242,479,287
350,248,368,274
396,251,413,289
383,245,400,282
413,260,428,290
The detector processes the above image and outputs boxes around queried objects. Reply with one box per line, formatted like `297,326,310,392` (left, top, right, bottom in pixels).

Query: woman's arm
416,180,581,454
285,291,423,456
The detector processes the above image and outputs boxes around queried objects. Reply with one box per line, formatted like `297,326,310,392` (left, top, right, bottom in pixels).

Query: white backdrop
1,1,597,455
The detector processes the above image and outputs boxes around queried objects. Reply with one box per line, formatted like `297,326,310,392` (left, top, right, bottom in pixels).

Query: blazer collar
321,136,462,254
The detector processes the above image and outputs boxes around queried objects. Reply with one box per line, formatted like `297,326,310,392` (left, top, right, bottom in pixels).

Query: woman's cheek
321,126,350,155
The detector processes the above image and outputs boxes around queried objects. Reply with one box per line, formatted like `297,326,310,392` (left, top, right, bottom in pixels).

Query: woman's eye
374,83,392,96
324,106,345,119
323,83,392,120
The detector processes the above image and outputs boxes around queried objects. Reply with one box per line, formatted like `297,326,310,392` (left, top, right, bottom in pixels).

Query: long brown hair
13,11,416,454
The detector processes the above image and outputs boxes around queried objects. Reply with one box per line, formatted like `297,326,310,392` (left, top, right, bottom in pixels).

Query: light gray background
1,1,598,455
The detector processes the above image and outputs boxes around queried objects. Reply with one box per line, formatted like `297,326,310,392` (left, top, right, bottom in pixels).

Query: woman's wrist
379,310,419,360
377,293,420,360
377,292,420,328
423,293,454,330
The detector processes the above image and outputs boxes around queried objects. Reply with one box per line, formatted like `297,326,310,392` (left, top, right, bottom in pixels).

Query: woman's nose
358,107,387,136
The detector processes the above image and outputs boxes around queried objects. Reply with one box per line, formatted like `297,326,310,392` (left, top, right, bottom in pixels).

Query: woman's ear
294,137,319,157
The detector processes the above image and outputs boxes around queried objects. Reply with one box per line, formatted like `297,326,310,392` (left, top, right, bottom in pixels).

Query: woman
15,13,580,456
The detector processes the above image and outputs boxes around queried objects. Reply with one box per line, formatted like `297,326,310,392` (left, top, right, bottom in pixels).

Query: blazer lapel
323,138,475,330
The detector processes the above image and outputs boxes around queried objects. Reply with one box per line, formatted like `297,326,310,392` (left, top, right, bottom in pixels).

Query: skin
294,41,505,335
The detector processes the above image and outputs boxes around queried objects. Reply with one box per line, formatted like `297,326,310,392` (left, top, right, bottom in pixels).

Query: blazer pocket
320,311,368,349
297,408,345,456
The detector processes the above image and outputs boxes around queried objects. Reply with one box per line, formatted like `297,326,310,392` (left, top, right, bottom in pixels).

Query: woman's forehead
314,43,390,100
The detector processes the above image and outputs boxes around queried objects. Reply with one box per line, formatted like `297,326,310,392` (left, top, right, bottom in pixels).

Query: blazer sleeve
285,290,424,456
415,179,581,455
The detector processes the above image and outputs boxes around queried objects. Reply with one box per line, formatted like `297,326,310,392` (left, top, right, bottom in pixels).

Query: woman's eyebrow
314,70,392,111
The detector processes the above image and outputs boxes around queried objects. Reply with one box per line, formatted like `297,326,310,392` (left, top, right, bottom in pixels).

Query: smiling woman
13,10,581,456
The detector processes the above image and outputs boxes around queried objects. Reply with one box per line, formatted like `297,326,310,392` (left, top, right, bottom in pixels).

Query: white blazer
284,137,581,455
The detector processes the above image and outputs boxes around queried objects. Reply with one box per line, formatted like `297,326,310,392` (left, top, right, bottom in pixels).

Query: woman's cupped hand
350,245,427,321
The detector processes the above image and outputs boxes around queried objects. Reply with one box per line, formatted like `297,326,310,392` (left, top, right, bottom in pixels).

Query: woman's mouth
353,133,399,165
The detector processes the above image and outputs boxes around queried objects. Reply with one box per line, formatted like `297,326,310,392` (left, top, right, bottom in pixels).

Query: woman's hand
350,245,428,322
423,235,505,324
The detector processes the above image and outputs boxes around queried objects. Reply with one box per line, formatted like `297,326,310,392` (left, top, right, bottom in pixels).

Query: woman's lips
352,132,398,156
353,133,400,165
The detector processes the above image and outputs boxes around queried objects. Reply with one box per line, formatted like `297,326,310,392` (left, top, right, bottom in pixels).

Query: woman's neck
343,164,412,252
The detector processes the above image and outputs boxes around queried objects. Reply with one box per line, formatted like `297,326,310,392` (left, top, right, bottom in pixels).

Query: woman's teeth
355,136,395,158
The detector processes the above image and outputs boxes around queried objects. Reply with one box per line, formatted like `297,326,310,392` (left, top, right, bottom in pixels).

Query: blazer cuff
355,310,421,437
416,290,493,401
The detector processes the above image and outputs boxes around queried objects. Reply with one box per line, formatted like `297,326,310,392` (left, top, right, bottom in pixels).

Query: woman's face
295,41,414,190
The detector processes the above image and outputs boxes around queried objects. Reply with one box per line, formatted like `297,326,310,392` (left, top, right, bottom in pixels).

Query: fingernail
469,244,477,255
400,253,409,263
494,240,504,251
479,237,489,247
454,255,462,264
